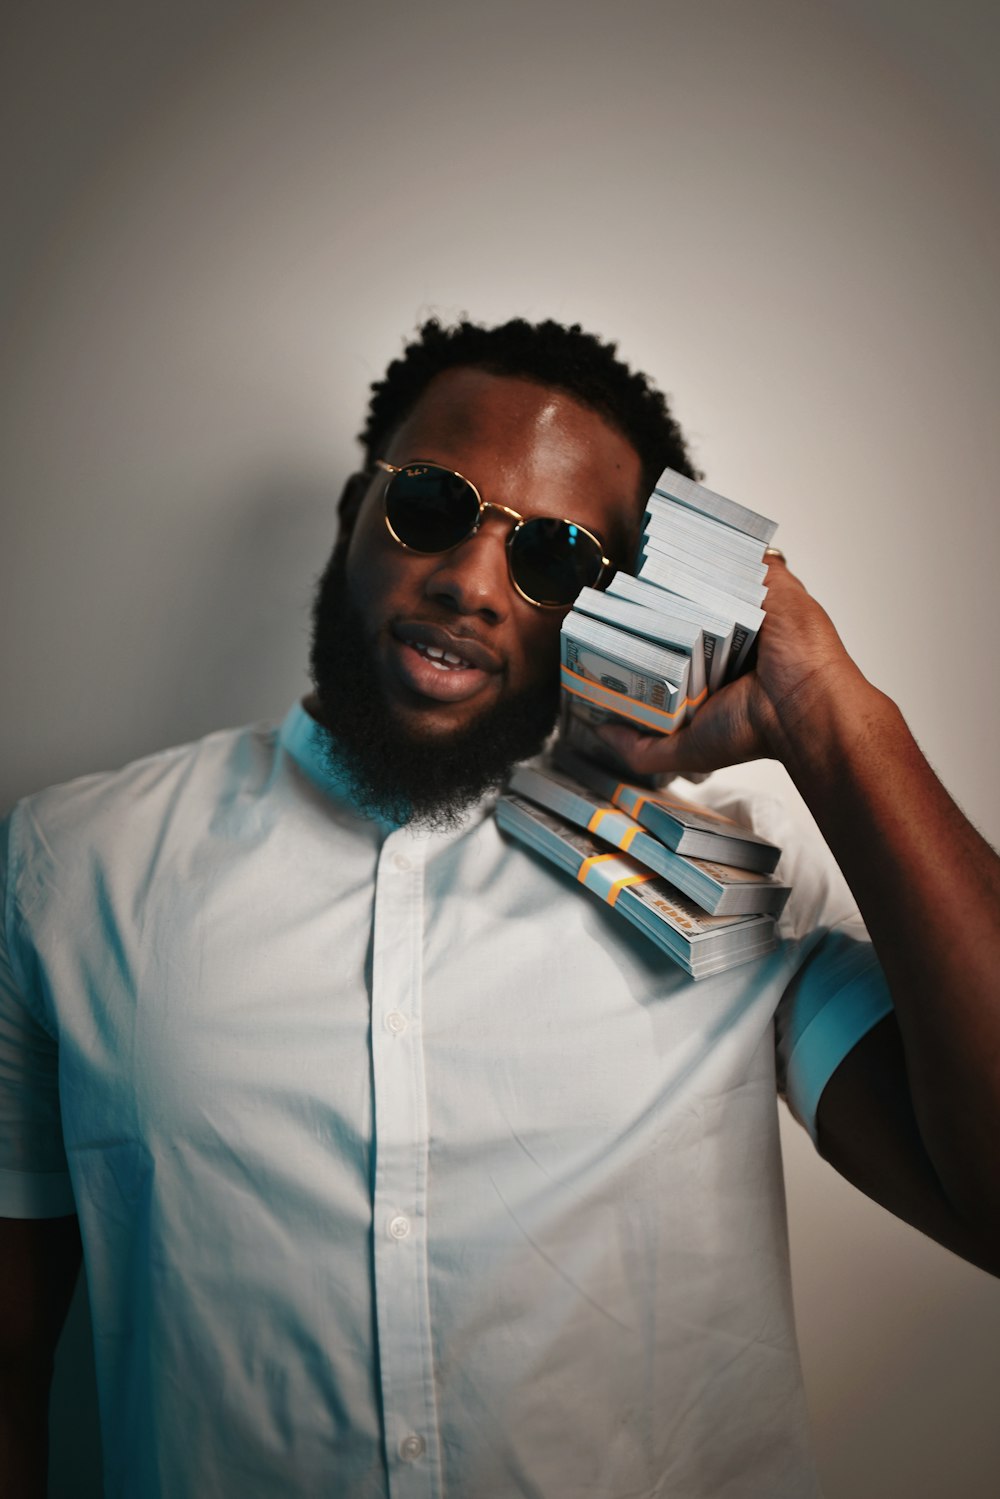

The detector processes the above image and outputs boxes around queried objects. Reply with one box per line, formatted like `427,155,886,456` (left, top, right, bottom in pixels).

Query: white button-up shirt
0,704,891,1497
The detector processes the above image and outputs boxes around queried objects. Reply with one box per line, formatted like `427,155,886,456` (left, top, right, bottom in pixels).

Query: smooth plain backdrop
2,2,999,1495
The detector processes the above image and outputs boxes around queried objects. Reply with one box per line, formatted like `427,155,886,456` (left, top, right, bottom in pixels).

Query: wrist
762,662,900,781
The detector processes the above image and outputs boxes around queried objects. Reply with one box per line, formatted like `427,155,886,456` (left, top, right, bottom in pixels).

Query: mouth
389,621,504,705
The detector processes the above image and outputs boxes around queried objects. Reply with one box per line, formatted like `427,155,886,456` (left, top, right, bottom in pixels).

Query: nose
423,515,513,623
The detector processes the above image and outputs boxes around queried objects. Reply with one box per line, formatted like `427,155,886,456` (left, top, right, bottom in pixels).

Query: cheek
509,610,564,687
345,509,418,612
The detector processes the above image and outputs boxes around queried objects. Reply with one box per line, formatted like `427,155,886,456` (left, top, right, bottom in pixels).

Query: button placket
369,828,443,1497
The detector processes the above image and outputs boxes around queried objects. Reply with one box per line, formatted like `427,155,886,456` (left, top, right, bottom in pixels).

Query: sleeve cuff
784,949,894,1144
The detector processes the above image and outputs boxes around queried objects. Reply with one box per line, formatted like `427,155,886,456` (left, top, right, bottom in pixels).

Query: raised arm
597,556,1000,1269
0,1214,82,1499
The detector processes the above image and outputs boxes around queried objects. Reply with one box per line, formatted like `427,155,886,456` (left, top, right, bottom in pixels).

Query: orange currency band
561,666,708,726
587,806,641,852
577,852,617,885
613,784,649,819
613,783,730,823
607,870,655,907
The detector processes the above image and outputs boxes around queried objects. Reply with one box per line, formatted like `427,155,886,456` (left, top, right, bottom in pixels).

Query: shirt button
386,1010,408,1035
388,1214,411,1240
399,1433,425,1462
393,852,412,872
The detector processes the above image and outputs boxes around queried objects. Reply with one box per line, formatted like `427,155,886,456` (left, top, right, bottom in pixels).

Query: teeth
413,641,470,670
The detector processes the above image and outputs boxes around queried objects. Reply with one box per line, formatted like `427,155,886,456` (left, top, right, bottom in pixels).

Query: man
2,317,998,1498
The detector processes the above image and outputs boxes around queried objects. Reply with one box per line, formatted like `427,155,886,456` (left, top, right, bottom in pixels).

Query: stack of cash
560,467,778,756
496,468,791,977
496,759,783,978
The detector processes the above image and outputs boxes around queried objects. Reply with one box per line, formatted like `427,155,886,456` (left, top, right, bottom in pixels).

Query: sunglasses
375,459,615,608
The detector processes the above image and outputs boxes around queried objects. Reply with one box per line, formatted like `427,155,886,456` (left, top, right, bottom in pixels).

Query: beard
307,546,561,830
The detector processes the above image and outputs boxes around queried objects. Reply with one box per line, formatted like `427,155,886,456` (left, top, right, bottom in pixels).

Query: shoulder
669,762,861,940
10,719,277,823
2,720,281,902
670,766,896,1132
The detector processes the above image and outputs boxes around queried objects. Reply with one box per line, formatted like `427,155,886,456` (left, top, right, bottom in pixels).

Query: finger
762,550,811,598
595,722,711,779
594,723,659,764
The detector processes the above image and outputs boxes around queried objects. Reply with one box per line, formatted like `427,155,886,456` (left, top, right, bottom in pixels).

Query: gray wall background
2,2,999,1494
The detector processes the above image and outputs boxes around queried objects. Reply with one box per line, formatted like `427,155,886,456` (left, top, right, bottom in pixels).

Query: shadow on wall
129,474,343,748
2,474,343,812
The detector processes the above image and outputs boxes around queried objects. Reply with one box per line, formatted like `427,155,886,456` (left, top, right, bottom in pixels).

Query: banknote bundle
560,467,778,758
507,758,789,915
495,776,781,979
550,747,784,873
495,465,791,976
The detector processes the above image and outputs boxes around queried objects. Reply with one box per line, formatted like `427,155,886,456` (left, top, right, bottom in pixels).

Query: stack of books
496,751,789,978
559,466,778,758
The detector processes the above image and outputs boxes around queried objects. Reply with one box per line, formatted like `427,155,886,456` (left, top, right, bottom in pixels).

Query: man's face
310,366,643,823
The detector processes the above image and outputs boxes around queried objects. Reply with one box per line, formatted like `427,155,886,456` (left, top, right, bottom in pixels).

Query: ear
335,469,374,550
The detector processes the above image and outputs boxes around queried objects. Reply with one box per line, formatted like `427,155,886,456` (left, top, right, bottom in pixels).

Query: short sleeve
774,921,894,1144
0,809,76,1217
679,769,896,1146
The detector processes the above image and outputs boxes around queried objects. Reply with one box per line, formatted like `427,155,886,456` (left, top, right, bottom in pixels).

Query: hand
595,555,871,779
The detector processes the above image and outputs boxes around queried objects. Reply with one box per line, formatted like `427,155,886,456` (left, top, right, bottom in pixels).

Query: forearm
776,666,1000,1232
597,556,1000,1241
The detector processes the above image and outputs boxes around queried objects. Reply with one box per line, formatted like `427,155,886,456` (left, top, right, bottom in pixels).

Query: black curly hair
358,316,700,502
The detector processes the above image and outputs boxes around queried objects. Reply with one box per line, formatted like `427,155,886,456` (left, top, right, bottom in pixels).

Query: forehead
383,367,644,554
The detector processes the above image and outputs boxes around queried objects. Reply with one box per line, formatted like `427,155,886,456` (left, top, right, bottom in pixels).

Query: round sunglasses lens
385,466,480,552
511,519,604,605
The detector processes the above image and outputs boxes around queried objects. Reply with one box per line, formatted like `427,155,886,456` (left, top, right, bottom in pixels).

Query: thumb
594,720,711,779
595,680,759,778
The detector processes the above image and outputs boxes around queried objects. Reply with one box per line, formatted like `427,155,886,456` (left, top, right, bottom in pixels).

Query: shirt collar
277,699,499,840
278,700,362,807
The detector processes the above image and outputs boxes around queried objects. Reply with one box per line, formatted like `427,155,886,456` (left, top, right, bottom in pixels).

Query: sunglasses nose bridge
479,498,523,526
474,498,525,550
422,512,520,622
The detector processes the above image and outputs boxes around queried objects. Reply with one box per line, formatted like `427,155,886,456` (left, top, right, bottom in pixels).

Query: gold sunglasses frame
375,459,614,609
